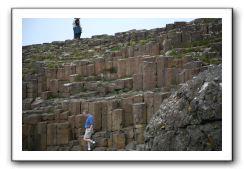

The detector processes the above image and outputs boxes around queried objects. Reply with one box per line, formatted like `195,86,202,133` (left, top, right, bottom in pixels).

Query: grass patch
199,55,221,65
128,40,136,47
72,51,94,59
139,37,155,45
176,42,192,48
139,39,147,45
22,68,37,79
209,58,221,65
22,62,38,78
168,49,183,59
110,46,121,51
47,62,58,69
72,51,83,58
168,28,177,33
169,49,178,56
168,47,202,59
192,39,210,47
183,48,195,53
192,35,222,47
176,35,222,49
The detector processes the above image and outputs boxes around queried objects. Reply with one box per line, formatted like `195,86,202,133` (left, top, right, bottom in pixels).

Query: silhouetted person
73,18,82,39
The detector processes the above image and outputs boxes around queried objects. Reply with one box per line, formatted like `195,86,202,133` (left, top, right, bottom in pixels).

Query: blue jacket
84,114,94,128
73,26,82,34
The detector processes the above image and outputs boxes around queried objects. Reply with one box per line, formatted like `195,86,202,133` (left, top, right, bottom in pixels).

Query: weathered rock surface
144,65,222,151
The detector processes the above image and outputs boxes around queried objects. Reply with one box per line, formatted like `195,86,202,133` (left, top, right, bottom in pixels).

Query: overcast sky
22,18,194,46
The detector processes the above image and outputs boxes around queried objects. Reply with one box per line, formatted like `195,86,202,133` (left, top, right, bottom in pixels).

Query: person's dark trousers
74,33,81,39
73,27,81,39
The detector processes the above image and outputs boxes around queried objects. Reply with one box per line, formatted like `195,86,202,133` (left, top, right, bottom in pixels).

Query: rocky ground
22,18,222,151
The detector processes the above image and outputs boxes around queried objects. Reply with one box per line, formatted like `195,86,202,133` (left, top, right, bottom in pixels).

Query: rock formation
144,65,222,151
22,18,222,151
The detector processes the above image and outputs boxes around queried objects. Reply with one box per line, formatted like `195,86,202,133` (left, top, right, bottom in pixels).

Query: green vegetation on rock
110,46,121,51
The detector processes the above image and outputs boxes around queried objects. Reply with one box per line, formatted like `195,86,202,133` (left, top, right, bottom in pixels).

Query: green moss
73,52,83,58
139,37,154,45
22,68,37,78
169,49,177,56
34,48,43,53
169,47,201,59
168,28,177,33
177,42,192,48
22,62,38,78
168,49,183,59
47,62,58,69
131,32,137,41
183,36,221,49
209,58,222,65
128,40,136,47
29,54,41,61
183,48,194,53
139,39,147,45
110,46,121,51
191,35,222,48
72,51,94,59
192,39,210,47
199,55,221,65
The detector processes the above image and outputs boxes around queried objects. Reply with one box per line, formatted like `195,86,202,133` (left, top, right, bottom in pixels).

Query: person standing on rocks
83,110,96,151
73,18,82,39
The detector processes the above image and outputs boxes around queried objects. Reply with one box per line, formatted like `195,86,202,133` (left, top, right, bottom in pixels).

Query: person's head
75,18,80,26
82,110,89,117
